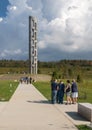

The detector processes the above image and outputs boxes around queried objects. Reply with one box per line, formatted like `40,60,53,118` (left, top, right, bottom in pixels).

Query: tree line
0,59,92,68
0,59,92,80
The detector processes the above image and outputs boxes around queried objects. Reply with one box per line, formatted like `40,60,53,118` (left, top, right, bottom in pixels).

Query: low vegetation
33,79,92,103
0,60,92,80
77,125,92,130
0,80,19,101
33,81,51,100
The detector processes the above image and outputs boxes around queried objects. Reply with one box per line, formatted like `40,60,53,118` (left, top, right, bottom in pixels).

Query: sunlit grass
33,81,51,100
33,79,92,103
0,80,19,101
77,125,92,130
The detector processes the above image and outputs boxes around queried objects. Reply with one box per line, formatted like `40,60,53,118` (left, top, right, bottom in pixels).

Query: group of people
20,76,32,84
51,79,78,105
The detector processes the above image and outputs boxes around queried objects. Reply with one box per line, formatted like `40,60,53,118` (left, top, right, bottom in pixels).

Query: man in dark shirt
51,79,58,104
71,79,78,104
58,80,65,104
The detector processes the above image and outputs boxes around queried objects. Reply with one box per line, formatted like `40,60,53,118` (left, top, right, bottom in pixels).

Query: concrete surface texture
0,84,90,130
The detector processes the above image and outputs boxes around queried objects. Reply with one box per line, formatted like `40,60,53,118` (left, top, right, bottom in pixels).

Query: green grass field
33,81,51,100
0,77,91,103
33,80,92,103
77,125,92,130
78,80,92,103
0,80,19,101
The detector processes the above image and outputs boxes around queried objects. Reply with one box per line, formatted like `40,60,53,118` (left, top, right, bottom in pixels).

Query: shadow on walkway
27,100,51,104
66,112,89,121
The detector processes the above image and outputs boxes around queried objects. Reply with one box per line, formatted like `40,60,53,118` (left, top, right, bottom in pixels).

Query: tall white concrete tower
29,16,37,74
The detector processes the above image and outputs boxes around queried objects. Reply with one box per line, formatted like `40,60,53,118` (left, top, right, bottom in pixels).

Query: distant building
29,16,37,74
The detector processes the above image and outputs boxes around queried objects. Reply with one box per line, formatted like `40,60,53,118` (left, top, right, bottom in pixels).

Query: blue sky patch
0,0,10,17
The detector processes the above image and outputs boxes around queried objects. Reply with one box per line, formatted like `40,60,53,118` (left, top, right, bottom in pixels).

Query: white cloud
0,49,22,57
0,17,3,22
38,41,46,49
9,6,17,11
26,6,32,10
0,0,92,61
39,0,92,53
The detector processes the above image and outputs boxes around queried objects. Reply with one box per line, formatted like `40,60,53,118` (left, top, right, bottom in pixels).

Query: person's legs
66,96,69,104
56,90,59,103
52,90,57,104
66,92,72,104
72,92,78,104
51,91,54,104
54,90,57,104
59,92,64,104
74,92,78,103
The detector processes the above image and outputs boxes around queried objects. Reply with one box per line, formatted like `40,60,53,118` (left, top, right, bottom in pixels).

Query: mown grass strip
77,125,92,130
33,81,92,103
33,81,51,100
0,80,19,101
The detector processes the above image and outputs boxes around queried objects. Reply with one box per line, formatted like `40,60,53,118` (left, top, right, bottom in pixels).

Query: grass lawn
77,125,92,130
0,80,19,101
33,81,51,101
33,80,92,103
78,80,92,103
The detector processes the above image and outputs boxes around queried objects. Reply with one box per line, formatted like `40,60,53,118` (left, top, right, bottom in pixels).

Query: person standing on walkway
57,80,65,104
65,80,72,105
71,79,78,104
51,79,58,104
29,77,32,84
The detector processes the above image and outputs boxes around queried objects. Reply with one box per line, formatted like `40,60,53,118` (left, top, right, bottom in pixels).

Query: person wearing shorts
65,80,72,105
71,79,78,104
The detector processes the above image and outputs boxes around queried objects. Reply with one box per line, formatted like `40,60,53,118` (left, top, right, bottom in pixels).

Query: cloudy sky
0,0,92,61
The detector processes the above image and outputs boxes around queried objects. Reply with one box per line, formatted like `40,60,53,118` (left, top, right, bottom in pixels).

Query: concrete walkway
0,84,90,130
